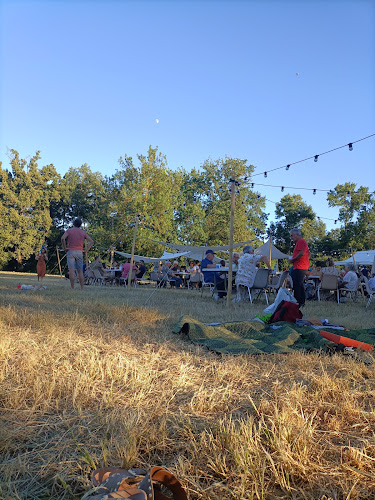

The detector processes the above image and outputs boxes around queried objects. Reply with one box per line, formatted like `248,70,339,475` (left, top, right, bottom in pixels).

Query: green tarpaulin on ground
173,315,375,355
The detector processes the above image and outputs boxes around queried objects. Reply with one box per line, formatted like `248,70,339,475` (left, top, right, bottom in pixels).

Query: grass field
1,272,375,499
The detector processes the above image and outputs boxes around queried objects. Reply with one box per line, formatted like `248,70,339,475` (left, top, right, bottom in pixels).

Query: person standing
289,228,309,306
61,218,94,290
36,247,48,285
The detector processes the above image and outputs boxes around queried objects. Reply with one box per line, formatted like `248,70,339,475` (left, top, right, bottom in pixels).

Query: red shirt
64,227,88,251
292,238,309,270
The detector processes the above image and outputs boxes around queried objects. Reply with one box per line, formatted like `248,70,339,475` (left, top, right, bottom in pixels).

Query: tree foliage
271,194,326,254
0,151,60,266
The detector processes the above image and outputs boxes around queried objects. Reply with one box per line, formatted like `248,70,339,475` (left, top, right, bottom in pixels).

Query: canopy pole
128,216,139,289
268,232,272,269
56,245,63,279
226,179,236,306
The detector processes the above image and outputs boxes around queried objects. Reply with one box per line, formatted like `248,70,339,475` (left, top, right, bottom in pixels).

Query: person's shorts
67,250,83,271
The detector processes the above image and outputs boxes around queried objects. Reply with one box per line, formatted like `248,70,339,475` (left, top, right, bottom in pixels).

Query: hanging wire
250,133,375,178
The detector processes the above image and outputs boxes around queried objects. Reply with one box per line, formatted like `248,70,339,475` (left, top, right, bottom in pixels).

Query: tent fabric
254,238,291,259
159,251,193,261
335,250,375,266
115,250,191,263
115,251,161,264
144,238,258,261
173,315,375,355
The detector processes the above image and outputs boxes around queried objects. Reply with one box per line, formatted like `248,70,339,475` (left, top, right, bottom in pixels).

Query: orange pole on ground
320,330,374,352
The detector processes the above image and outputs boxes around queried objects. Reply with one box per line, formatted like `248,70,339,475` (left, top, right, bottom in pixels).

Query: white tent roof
115,251,160,264
254,238,291,259
335,250,375,266
115,250,191,263
145,238,257,261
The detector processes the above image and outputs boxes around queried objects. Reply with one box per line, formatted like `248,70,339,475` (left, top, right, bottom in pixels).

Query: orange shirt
64,227,88,251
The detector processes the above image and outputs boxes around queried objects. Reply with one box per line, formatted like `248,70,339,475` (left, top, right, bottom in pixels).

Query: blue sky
1,0,374,233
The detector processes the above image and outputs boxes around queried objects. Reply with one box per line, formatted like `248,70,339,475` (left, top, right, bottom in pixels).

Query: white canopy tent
115,250,191,264
145,238,257,261
335,250,375,272
254,238,291,259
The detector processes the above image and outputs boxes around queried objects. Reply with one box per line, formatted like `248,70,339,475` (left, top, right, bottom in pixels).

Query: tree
198,157,267,245
327,183,375,250
0,150,60,267
271,194,326,254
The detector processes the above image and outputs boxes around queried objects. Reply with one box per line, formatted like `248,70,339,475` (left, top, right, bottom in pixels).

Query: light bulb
314,155,319,162
348,143,353,151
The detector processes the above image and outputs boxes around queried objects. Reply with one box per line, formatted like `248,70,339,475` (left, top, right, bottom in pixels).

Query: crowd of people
58,219,374,301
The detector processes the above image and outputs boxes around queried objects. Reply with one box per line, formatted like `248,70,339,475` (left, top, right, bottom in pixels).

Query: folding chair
317,274,339,304
362,277,375,309
267,270,289,299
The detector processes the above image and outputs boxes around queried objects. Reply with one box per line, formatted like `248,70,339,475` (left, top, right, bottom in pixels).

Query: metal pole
226,179,236,306
56,245,63,279
128,216,139,289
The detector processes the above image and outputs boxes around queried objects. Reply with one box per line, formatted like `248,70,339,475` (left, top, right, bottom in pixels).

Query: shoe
214,295,225,301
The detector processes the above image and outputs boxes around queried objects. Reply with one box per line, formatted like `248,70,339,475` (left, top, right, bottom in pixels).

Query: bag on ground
264,287,297,314
268,300,303,324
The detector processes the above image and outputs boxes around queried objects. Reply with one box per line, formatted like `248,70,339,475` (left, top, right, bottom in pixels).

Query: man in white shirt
339,264,358,291
235,245,271,301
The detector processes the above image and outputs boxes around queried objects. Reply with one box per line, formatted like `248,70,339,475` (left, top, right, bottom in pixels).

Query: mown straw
0,273,374,499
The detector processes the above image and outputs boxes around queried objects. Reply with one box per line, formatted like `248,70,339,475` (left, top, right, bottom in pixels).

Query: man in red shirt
61,218,94,290
289,228,309,306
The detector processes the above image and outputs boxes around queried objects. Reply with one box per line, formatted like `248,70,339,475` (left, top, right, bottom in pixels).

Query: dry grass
0,272,375,499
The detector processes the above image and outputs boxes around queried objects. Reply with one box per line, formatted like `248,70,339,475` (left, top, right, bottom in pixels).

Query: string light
250,133,375,178
313,189,316,195
348,143,353,151
314,155,319,162
249,182,329,193
264,172,267,178
281,186,284,192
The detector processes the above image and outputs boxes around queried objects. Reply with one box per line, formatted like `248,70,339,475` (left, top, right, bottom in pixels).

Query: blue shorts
67,250,83,271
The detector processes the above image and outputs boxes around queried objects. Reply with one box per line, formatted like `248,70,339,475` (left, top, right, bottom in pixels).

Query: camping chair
188,272,202,290
120,270,137,287
200,274,215,297
317,274,339,304
267,270,289,299
249,268,269,304
236,268,269,304
92,268,104,285
362,276,375,309
85,269,95,285
339,277,361,302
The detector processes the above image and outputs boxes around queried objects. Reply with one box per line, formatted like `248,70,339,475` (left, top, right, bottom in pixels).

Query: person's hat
205,249,215,255
173,261,178,264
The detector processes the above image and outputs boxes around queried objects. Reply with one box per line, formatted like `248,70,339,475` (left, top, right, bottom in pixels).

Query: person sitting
232,252,240,271
321,258,340,277
235,245,271,301
169,261,182,288
121,258,137,279
360,266,370,279
201,249,226,300
136,260,147,279
220,259,226,267
339,264,359,292
368,274,375,291
91,256,105,275
160,261,172,287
